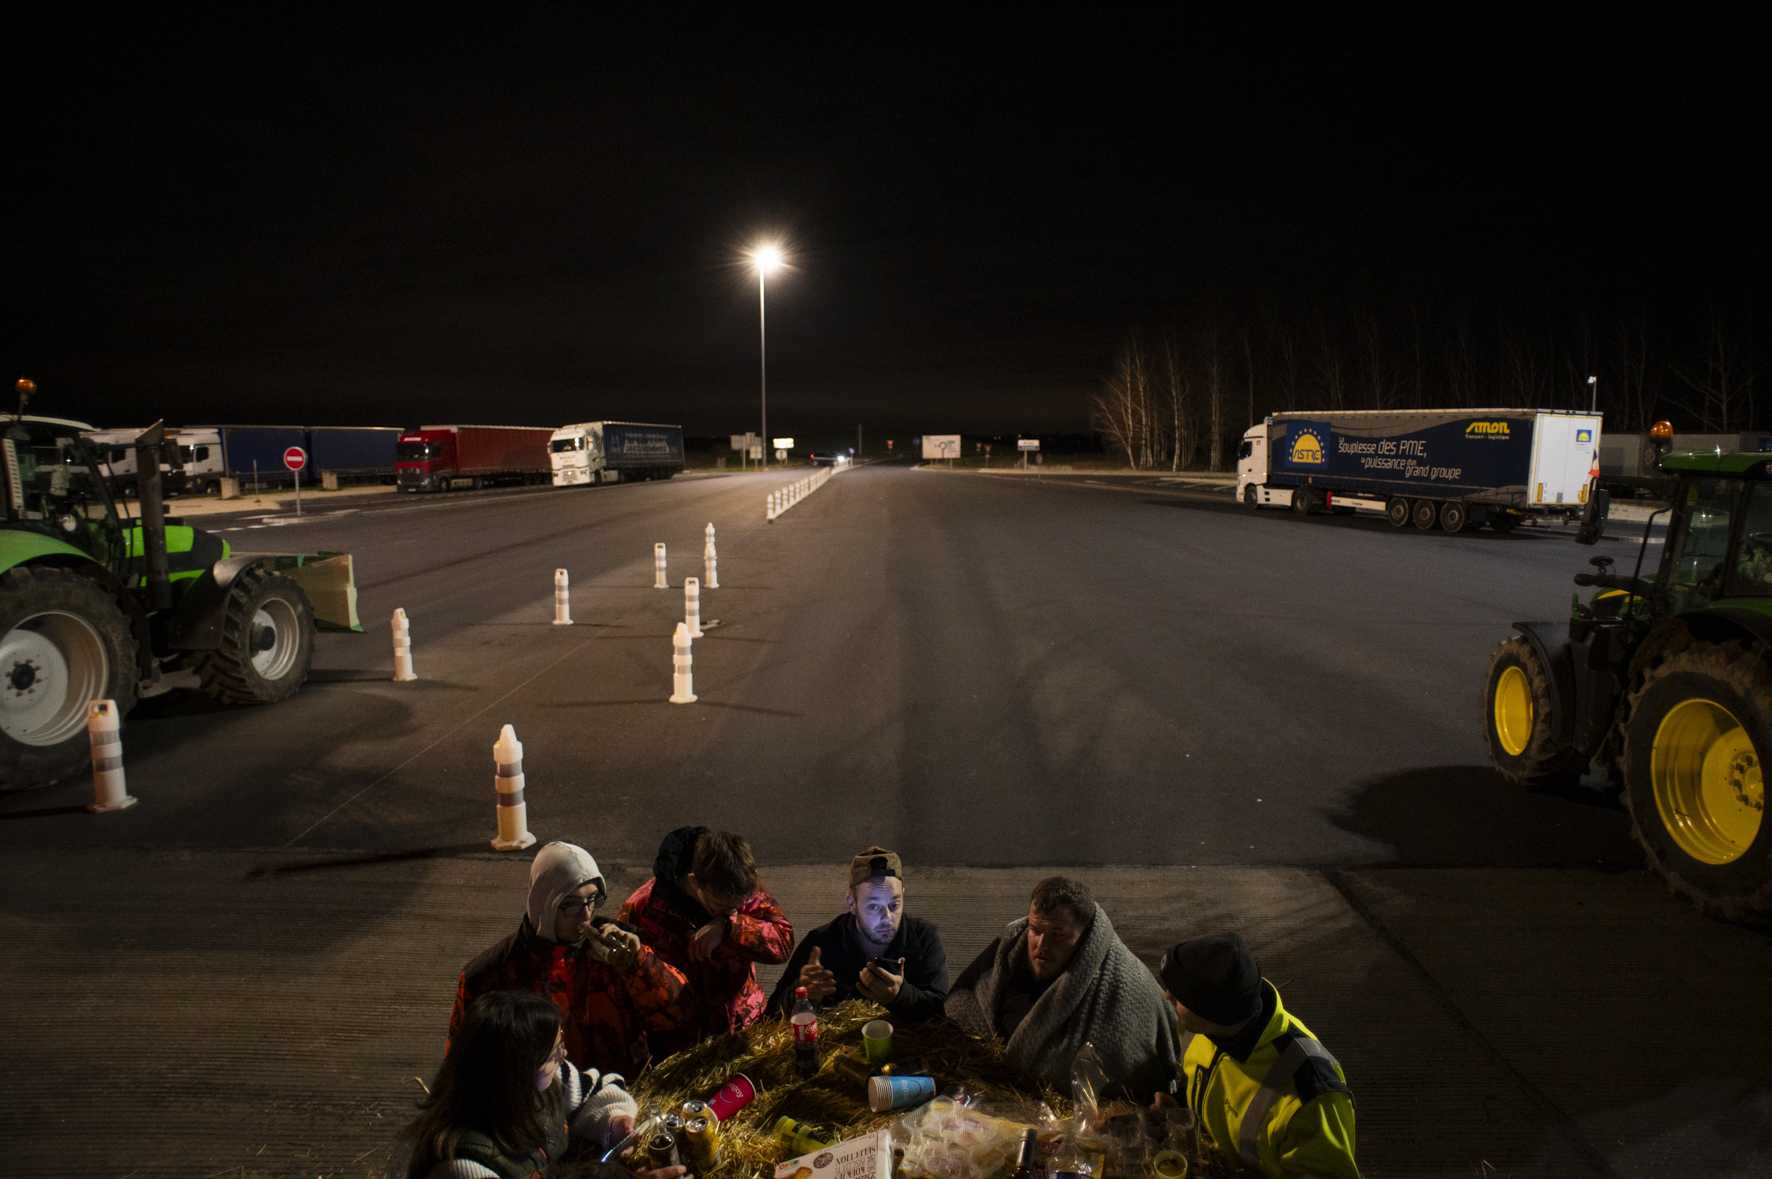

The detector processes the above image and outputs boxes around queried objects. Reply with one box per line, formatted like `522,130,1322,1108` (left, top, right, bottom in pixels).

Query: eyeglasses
558,892,606,915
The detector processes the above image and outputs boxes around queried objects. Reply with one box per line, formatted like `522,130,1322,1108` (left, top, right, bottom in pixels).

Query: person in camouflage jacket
619,826,795,1058
450,842,692,1078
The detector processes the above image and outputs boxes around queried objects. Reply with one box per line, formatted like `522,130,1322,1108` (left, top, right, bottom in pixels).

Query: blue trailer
307,426,402,483
1236,408,1604,533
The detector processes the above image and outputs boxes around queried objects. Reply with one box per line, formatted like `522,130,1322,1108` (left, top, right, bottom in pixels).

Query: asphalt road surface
12,462,1769,1179
1,462,1651,867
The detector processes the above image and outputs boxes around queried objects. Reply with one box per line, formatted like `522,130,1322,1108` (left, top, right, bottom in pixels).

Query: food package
895,1096,1048,1179
774,1129,893,1179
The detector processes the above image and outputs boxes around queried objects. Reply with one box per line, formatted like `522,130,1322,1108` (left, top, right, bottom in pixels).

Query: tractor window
1662,478,1740,614
1731,483,1772,594
2,424,123,568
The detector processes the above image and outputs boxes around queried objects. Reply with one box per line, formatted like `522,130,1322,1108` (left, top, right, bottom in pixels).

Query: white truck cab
170,428,224,494
1235,423,1296,507
550,423,613,486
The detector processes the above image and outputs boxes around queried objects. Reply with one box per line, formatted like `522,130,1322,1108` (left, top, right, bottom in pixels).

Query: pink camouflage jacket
619,826,795,1058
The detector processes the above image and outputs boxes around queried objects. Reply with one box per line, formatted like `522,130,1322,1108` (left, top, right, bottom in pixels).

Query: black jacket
767,913,950,1024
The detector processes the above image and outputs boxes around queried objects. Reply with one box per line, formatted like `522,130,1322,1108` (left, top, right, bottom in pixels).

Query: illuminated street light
749,244,786,470
1587,374,1597,413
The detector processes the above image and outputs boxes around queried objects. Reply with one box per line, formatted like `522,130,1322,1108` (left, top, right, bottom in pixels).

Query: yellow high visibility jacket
1178,980,1359,1179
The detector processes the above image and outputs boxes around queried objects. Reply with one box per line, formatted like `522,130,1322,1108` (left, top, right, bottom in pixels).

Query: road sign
730,432,760,451
921,434,960,460
775,449,787,461
1018,438,1040,451
772,437,795,449
283,447,307,471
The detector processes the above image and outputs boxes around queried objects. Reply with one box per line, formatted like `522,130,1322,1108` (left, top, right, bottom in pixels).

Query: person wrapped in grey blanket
945,876,1177,1101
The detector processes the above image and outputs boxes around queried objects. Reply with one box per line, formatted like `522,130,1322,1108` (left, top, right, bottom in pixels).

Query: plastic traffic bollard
553,568,572,626
491,724,537,851
669,621,696,704
85,699,137,812
654,543,668,589
704,523,719,589
391,607,418,681
685,576,703,638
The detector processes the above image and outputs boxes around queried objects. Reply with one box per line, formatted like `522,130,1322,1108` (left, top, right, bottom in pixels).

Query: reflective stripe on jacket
1178,980,1360,1179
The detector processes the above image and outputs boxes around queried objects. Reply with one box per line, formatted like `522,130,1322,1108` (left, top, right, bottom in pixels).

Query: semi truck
2,403,361,789
176,426,402,492
1598,425,1772,494
396,424,554,492
1484,447,1772,922
1236,408,1603,532
84,428,178,498
549,421,685,486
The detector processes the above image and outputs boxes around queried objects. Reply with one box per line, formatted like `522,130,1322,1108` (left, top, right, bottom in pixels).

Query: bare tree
1201,316,1226,471
1159,324,1195,470
1673,307,1755,431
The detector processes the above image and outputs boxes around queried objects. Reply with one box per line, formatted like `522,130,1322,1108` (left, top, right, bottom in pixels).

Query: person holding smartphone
767,847,950,1023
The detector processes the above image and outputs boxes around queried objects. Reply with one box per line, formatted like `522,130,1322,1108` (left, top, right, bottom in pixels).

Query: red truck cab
396,425,554,493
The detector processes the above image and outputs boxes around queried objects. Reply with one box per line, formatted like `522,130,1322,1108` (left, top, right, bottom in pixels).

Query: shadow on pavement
1330,764,1643,868
243,841,493,877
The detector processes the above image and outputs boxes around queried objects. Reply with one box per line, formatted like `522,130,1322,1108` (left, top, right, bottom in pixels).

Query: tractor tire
0,566,138,790
1386,497,1410,527
1620,640,1772,922
194,567,315,705
1484,634,1585,786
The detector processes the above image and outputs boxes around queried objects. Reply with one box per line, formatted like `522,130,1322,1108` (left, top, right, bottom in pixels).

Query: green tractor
1485,450,1772,921
0,404,359,790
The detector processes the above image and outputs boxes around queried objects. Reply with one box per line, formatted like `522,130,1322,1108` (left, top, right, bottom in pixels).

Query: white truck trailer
1235,408,1602,532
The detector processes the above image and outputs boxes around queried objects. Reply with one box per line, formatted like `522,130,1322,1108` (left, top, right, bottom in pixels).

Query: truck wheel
1411,499,1439,530
1243,484,1258,508
1386,497,1410,527
0,566,138,790
1439,501,1468,533
1291,488,1312,516
1489,510,1519,533
194,567,315,705
1621,640,1772,922
1484,635,1584,786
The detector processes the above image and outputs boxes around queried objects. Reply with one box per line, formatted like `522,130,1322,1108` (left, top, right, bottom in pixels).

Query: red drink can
707,1072,757,1122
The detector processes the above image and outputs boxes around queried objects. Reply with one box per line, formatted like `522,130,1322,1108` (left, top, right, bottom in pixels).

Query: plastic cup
862,1019,894,1064
1152,1149,1189,1179
868,1073,935,1112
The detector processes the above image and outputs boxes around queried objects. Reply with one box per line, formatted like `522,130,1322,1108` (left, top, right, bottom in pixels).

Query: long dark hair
402,990,563,1178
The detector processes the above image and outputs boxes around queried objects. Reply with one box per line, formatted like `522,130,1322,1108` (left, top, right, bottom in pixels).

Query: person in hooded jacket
619,826,794,1057
450,842,692,1080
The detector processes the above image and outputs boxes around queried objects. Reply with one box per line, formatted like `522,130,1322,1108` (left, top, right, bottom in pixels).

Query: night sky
5,9,1763,436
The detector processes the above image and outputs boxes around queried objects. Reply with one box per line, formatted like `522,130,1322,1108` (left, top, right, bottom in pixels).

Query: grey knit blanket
944,904,1178,1100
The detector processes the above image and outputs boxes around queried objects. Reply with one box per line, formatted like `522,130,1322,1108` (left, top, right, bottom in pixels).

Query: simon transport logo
1284,422,1330,467
1465,421,1511,436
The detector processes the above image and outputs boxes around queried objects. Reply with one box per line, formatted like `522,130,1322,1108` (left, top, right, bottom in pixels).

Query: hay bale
632,1001,1072,1177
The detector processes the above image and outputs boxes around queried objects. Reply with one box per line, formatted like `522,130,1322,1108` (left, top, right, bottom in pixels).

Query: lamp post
749,245,785,470
1587,374,1598,414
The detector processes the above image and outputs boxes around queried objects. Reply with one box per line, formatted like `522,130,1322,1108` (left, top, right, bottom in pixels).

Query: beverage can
680,1100,709,1121
682,1115,719,1170
661,1113,685,1135
707,1072,757,1122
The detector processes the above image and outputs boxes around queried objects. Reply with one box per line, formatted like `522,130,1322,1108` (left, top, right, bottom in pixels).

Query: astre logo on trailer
1283,422,1329,467
1576,429,1593,444
1465,421,1511,437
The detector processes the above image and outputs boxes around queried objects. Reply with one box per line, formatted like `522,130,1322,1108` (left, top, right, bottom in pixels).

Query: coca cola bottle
791,986,819,1078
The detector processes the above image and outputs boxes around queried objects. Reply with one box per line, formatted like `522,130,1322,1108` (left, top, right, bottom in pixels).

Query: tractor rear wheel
1484,634,1584,785
0,566,138,790
1621,640,1772,922
195,567,315,705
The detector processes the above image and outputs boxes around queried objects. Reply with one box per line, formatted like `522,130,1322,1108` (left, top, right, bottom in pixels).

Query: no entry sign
283,446,307,471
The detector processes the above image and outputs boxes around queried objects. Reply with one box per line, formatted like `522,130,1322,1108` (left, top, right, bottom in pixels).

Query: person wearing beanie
767,846,950,1022
447,841,694,1106
1155,932,1360,1179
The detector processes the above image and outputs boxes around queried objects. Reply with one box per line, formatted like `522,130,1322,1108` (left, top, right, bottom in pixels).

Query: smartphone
868,956,903,975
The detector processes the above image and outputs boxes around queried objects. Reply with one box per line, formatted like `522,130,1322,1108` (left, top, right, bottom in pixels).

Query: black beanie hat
1158,932,1263,1027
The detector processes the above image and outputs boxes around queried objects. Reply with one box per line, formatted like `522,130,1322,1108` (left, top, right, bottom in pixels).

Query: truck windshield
396,442,435,461
550,437,584,453
2,424,122,569
1663,477,1740,614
